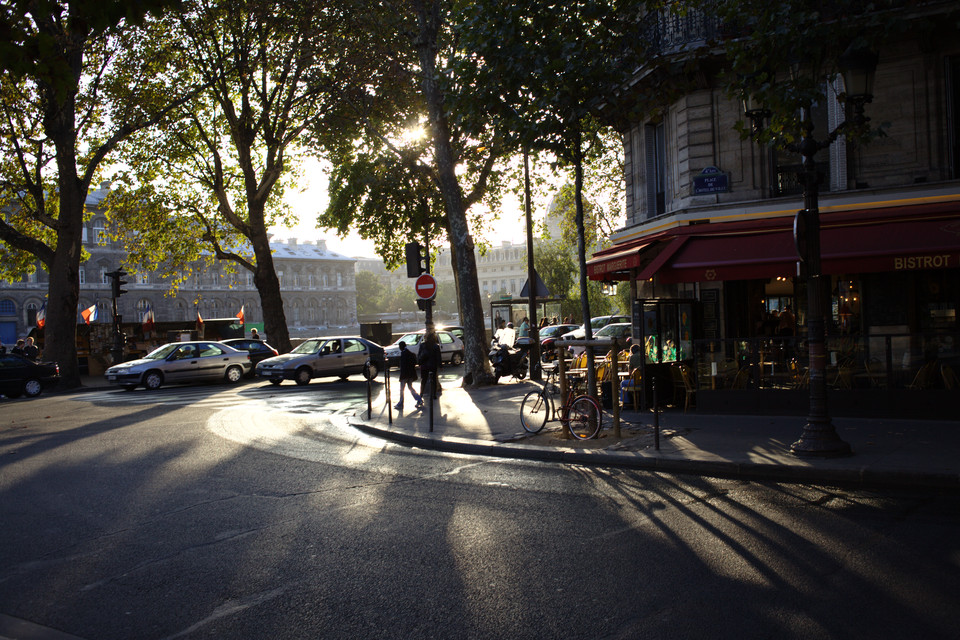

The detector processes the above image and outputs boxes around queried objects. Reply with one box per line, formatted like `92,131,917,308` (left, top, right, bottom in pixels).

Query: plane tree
0,0,193,386
311,1,517,384
110,0,380,353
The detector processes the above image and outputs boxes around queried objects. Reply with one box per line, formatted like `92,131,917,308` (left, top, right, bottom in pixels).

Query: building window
644,121,666,218
136,298,151,322
100,267,108,284
79,268,85,284
277,271,284,287
294,272,301,288
0,300,15,315
26,302,38,326
947,56,960,179
93,220,107,244
308,273,315,288
138,272,148,285
337,272,342,287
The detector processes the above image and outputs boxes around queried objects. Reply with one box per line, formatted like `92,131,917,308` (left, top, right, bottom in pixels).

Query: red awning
656,212,960,284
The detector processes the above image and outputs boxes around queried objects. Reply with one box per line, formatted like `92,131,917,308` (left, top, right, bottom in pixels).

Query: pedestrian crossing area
74,381,369,415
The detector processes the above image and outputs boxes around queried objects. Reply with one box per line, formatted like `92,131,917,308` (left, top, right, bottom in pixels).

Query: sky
273,158,542,261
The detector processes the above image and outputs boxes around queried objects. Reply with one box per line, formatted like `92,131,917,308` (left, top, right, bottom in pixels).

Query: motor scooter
489,336,531,381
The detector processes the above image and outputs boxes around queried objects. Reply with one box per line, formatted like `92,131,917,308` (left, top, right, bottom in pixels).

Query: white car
561,315,631,341
384,330,464,366
568,322,633,356
104,341,252,391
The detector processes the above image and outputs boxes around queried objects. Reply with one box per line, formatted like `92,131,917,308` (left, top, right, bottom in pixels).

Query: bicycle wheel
567,395,602,440
520,390,551,433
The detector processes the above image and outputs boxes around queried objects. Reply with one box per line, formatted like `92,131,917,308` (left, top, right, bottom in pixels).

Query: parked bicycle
519,374,603,440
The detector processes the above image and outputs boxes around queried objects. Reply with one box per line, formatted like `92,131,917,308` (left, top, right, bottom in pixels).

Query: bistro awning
589,201,960,284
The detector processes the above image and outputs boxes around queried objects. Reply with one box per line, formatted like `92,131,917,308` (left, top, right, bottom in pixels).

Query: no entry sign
415,273,437,300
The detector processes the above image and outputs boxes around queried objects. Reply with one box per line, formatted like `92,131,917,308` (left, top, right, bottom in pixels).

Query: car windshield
144,343,182,360
597,324,630,337
398,333,423,345
291,339,323,354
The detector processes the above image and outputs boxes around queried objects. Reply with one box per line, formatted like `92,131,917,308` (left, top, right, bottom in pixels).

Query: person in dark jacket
395,341,422,411
23,337,40,361
11,339,25,356
418,330,442,401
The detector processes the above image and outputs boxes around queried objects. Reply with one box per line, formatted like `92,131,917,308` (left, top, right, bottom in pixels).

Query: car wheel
450,351,463,366
294,367,311,386
363,361,379,380
224,365,243,384
23,378,43,398
269,379,282,386
144,371,163,390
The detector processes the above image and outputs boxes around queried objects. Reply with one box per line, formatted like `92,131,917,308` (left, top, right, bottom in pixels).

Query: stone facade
0,184,357,346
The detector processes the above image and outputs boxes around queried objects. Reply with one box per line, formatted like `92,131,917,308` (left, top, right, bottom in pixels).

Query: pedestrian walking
395,341,422,411
418,330,442,401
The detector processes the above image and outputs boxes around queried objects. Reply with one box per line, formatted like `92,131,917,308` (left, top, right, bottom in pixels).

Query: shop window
639,299,696,363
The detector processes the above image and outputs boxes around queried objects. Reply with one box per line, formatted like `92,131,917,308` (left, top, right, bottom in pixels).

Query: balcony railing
637,9,723,58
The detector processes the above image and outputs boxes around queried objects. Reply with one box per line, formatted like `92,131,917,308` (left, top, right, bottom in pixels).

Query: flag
81,303,98,325
142,306,155,333
196,309,204,332
36,302,46,329
236,305,245,325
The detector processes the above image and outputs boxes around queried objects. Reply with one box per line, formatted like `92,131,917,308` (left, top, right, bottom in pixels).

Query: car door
313,339,343,376
196,342,231,380
341,339,368,374
0,353,26,395
164,344,200,383
437,332,455,362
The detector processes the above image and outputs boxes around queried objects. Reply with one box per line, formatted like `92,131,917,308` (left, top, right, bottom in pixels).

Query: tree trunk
250,229,291,353
41,31,86,388
413,0,491,384
573,125,596,396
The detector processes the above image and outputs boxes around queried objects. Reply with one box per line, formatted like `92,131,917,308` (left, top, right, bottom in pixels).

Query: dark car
222,338,280,377
0,353,60,398
538,324,580,362
256,336,385,385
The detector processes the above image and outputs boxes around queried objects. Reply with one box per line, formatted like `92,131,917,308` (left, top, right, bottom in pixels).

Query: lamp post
745,46,877,458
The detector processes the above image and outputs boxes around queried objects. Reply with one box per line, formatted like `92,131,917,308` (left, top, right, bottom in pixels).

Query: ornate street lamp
745,45,877,457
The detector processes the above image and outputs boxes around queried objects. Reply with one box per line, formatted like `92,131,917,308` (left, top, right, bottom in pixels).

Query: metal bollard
653,374,660,451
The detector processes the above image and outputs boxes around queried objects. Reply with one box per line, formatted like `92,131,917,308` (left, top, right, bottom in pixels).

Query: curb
346,413,960,492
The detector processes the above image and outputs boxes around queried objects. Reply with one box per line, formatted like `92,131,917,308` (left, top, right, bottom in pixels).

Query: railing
689,332,960,392
637,9,724,58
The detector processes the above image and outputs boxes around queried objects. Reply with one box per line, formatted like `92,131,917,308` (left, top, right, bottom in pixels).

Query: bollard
653,374,660,451
557,346,571,439
611,338,620,439
427,371,434,433
366,360,372,420
386,361,393,425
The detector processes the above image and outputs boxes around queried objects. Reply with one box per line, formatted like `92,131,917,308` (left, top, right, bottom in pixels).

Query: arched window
136,298,151,322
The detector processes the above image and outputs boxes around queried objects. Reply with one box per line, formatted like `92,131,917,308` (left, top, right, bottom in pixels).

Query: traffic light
405,241,425,278
108,269,129,298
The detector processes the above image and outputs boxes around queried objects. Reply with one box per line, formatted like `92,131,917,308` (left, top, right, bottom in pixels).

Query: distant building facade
0,183,357,345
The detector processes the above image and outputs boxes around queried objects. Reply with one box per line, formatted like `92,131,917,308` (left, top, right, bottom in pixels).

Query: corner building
587,4,960,417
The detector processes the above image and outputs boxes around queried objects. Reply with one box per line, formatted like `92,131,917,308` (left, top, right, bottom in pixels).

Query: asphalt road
1,376,958,639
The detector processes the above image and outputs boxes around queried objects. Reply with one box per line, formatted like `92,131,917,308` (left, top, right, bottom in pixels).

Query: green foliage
354,270,387,316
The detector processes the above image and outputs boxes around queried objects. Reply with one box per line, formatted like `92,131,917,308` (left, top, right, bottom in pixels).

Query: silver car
256,336,385,386
104,341,252,391
383,330,464,366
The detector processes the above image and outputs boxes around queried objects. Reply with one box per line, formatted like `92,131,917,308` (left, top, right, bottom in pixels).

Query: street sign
415,273,437,300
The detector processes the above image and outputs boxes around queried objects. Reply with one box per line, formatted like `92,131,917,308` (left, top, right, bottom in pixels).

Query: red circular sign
415,273,437,300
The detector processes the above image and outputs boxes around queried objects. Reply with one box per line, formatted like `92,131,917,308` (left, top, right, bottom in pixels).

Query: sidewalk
349,376,960,491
